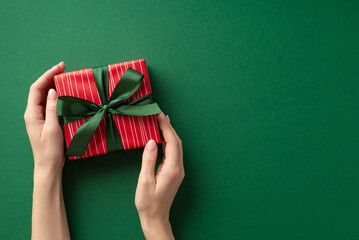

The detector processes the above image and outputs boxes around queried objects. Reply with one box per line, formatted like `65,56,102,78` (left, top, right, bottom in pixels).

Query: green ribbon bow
56,66,162,157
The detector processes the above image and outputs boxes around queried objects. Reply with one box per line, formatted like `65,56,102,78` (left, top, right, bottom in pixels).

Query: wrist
33,158,63,178
34,166,62,184
140,217,174,240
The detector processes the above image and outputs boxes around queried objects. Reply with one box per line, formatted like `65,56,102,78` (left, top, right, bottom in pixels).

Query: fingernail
146,139,156,151
159,112,165,118
166,115,170,122
48,89,57,100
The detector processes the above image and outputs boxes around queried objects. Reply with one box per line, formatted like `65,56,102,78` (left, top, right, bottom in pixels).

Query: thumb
140,139,158,181
45,89,59,125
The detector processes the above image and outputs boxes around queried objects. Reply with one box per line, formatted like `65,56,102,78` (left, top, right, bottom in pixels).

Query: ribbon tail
62,116,88,125
127,94,154,106
65,109,106,157
106,113,124,152
109,103,162,116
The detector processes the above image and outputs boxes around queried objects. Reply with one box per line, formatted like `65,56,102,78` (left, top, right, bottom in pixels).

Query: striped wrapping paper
54,59,161,160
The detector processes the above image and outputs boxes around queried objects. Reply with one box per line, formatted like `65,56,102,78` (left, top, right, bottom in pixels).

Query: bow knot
102,104,109,112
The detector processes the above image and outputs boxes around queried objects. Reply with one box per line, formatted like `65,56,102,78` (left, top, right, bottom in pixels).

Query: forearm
32,168,70,240
140,217,174,240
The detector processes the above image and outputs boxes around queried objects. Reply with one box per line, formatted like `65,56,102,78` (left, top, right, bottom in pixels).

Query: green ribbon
56,66,162,157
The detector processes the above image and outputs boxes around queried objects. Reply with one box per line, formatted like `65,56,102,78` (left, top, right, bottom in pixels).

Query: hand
25,62,70,240
24,62,66,175
135,112,185,240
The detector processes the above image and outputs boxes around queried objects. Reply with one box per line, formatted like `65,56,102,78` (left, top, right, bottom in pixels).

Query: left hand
24,62,66,175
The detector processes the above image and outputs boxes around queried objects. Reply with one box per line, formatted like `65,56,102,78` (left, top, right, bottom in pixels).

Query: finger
44,89,60,126
157,113,179,144
26,62,65,109
160,113,184,171
156,162,164,177
163,115,180,140
163,114,182,166
157,113,181,168
24,62,65,126
165,114,183,170
140,139,158,182
161,137,166,155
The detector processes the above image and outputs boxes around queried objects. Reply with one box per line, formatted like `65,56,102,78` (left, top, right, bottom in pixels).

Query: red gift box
54,59,161,160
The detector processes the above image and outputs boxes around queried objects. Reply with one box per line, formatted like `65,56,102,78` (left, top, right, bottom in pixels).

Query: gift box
54,59,162,160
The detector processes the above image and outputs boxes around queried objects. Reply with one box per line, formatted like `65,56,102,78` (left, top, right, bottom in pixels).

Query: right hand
135,112,184,240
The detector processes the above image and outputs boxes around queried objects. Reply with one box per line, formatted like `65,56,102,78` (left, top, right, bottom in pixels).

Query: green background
1,0,358,239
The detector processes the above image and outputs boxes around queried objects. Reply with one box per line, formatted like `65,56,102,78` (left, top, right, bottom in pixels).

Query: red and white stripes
54,59,161,160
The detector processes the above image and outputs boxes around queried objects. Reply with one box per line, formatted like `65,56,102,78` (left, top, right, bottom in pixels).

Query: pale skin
24,62,184,240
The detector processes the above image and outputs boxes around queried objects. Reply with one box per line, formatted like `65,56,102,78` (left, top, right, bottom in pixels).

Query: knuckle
135,197,147,212
46,100,57,112
23,112,28,122
143,158,155,166
134,199,141,209
169,168,181,180
135,201,147,212
139,177,152,187
46,105,56,113
43,125,61,136
29,83,37,91
181,170,185,180
24,111,31,124
143,155,156,165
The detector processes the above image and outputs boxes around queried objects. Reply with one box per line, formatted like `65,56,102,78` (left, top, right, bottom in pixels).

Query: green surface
1,0,359,239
